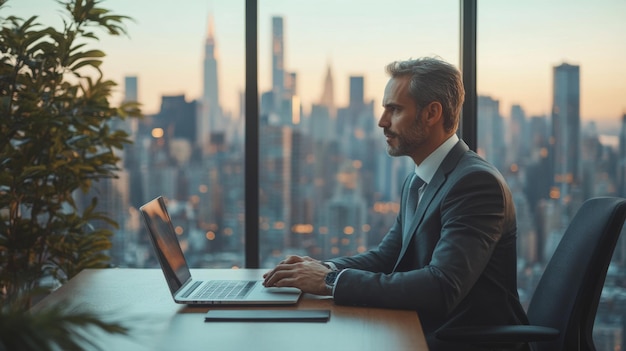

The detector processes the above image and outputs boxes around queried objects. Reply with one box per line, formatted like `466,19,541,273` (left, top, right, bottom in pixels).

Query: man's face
378,75,429,160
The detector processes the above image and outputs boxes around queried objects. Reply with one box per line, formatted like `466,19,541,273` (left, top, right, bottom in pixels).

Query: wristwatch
324,270,341,293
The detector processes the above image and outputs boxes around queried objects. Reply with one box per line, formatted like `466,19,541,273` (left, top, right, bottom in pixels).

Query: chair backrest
527,197,626,351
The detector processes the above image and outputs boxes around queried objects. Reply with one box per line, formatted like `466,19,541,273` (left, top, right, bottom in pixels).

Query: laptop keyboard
186,280,256,300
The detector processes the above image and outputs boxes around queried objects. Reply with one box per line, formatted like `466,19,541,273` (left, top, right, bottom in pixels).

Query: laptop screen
140,196,192,294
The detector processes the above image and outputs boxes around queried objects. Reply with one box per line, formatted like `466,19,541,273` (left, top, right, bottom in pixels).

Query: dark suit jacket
328,140,529,350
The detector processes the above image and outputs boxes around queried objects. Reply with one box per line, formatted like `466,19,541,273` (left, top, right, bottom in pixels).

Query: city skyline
5,0,626,130
5,2,626,348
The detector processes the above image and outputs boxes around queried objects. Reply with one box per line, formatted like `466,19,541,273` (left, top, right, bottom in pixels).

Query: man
263,57,528,350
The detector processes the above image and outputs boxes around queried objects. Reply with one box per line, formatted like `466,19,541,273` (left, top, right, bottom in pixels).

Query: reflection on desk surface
32,268,428,351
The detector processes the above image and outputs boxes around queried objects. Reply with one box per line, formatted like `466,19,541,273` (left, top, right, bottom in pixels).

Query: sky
3,0,626,132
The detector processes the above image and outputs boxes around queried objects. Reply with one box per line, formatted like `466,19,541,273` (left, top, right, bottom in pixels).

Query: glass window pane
111,2,246,268
258,0,459,266
9,0,247,268
477,1,626,349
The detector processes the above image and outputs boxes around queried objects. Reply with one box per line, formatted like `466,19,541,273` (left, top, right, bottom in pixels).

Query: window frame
243,0,478,268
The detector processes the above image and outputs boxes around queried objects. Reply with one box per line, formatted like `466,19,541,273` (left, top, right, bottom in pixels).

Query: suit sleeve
331,170,510,315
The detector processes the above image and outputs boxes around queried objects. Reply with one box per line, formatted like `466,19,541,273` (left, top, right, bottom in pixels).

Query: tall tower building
477,95,506,171
337,76,364,136
272,16,285,106
309,62,336,141
264,16,301,127
77,76,139,265
509,104,528,165
200,13,222,148
551,63,580,204
122,75,139,160
122,75,144,208
124,76,138,102
349,76,364,107
619,113,626,197
319,62,335,118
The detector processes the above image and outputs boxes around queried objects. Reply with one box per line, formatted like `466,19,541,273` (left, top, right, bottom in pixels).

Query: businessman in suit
263,57,528,350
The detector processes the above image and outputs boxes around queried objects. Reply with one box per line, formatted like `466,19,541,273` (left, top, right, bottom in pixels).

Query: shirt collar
414,134,459,184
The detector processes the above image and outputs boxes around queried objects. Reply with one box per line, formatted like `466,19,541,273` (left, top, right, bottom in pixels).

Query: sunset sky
5,0,626,131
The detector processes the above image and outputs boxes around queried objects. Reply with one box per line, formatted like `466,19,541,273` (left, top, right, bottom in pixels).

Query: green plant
0,0,140,302
0,0,141,348
0,297,129,351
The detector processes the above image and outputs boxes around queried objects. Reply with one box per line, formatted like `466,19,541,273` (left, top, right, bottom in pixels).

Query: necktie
406,175,425,219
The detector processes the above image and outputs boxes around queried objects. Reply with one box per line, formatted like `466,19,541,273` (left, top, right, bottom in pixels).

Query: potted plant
0,0,141,348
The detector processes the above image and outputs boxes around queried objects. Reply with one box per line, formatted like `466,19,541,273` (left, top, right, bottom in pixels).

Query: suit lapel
393,140,470,271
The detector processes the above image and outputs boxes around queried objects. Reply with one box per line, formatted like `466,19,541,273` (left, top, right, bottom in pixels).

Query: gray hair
385,57,465,133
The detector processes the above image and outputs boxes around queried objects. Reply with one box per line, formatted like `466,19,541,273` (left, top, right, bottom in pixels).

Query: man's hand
262,255,332,296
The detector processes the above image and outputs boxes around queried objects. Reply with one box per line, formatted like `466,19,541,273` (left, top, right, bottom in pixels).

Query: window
476,1,626,349
7,0,247,268
257,0,459,266
10,2,626,348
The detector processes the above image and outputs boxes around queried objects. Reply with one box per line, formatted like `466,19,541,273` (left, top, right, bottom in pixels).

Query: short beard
386,120,427,157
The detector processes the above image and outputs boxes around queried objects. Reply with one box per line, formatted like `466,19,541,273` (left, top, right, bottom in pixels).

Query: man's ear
424,101,443,126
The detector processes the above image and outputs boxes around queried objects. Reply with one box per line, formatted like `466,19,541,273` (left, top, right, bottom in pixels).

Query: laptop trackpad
264,286,301,294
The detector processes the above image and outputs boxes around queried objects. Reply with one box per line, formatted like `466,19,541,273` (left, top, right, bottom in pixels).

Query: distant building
319,63,336,118
349,76,364,108
200,13,223,151
617,113,626,197
509,104,528,165
154,94,198,147
122,75,144,208
124,76,138,102
551,63,580,207
477,95,506,171
272,16,285,107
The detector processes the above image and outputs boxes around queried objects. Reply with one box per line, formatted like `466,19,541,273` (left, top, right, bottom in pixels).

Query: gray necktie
406,175,425,219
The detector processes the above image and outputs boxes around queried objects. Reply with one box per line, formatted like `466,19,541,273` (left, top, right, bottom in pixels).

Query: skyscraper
309,63,336,141
509,104,528,164
272,16,285,106
477,95,506,171
551,63,580,204
200,13,222,148
319,62,335,118
124,76,138,102
617,113,626,197
263,16,300,127
349,76,364,107
122,75,143,208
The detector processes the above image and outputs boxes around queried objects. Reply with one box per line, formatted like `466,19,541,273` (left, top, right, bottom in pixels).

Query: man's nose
378,113,389,128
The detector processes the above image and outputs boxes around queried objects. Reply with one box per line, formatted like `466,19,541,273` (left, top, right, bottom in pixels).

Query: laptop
140,196,301,305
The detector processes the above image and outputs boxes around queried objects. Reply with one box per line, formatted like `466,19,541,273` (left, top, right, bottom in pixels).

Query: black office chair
436,196,626,351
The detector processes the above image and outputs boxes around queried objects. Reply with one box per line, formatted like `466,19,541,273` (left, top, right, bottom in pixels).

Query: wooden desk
32,269,428,351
